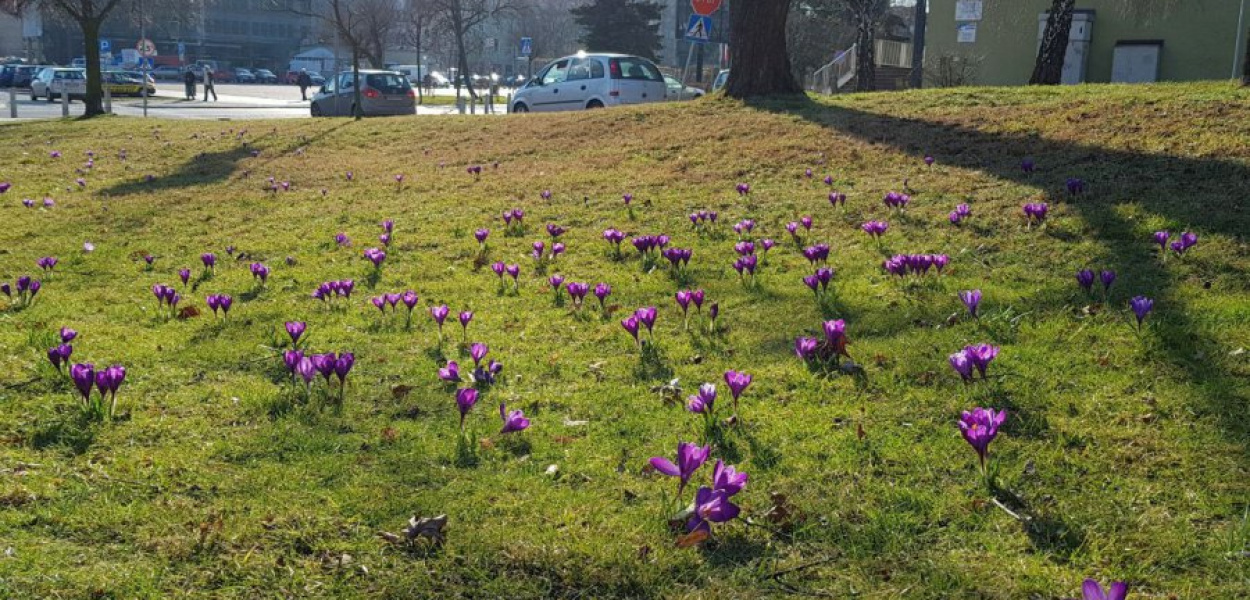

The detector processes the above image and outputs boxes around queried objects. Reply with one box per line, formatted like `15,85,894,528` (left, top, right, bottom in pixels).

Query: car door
531,59,569,112
561,57,597,109
609,57,665,105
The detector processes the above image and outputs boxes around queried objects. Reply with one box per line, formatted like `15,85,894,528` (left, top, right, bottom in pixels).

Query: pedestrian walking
297,68,312,101
203,67,217,102
183,68,197,100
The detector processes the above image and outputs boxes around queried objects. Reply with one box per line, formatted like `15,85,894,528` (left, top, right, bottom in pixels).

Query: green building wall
924,0,1248,85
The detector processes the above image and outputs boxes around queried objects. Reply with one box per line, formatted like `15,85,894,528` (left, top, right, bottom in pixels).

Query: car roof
335,69,404,74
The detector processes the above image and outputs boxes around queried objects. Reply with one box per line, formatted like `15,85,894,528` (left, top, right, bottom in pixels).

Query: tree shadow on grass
744,94,1249,456
32,411,97,456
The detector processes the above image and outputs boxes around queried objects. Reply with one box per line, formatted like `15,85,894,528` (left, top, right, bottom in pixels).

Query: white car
509,53,666,113
30,67,86,102
664,76,705,100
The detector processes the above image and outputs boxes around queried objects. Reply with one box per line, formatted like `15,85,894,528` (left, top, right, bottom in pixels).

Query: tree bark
1030,0,1074,85
909,0,926,89
725,0,802,98
82,18,105,116
352,47,362,120
451,3,476,101
854,8,875,92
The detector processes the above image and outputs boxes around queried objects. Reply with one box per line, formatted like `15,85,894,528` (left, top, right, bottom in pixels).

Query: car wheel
512,103,528,113
586,100,604,109
310,103,322,117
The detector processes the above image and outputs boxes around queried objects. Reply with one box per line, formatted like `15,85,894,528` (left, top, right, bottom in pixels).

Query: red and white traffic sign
691,0,721,17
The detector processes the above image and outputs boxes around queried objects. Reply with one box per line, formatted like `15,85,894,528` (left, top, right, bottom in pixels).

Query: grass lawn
0,82,1247,599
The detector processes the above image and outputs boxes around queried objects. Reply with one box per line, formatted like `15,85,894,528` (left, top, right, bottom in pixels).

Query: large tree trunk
854,9,875,92
82,18,105,116
1030,0,1074,85
909,0,926,89
725,0,802,98
352,47,363,120
450,3,476,101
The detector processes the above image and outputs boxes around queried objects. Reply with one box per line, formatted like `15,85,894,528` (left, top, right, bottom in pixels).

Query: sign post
680,0,721,100
137,37,157,118
519,37,533,81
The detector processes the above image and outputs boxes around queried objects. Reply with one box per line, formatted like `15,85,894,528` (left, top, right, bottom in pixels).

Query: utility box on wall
1038,10,1095,84
1111,41,1162,83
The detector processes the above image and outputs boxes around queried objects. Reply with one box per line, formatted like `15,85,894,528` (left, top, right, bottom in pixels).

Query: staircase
807,39,914,94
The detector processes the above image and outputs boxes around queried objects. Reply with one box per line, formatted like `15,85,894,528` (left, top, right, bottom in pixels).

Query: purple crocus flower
438,361,461,383
363,248,386,268
474,228,490,245
686,486,742,533
540,189,552,200
402,290,418,311
828,191,846,207
804,168,813,178
548,274,565,293
861,220,888,239
686,383,717,414
960,290,982,318
459,310,473,332
1100,270,1116,292
283,350,304,374
1152,231,1170,251
333,352,354,385
635,306,657,335
499,402,531,434
823,175,834,185
1021,158,1035,174
1179,231,1197,249
1129,296,1153,328
649,441,710,495
949,350,974,382
47,344,73,370
60,327,78,343
924,155,935,167
71,363,95,402
735,182,750,195
959,407,1007,472
311,353,336,382
285,321,306,345
622,193,633,205
491,261,506,279
1076,269,1095,293
296,357,316,385
712,459,748,496
431,304,450,330
455,387,478,428
335,232,351,247
1082,579,1128,600
964,344,999,378
201,253,216,270
469,342,489,366
621,315,641,346
795,336,818,360
546,223,565,239
1067,177,1086,196
379,234,391,247
593,282,611,308
723,370,752,416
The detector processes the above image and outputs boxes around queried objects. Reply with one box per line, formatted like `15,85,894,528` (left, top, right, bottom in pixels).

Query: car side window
569,58,604,81
541,60,569,85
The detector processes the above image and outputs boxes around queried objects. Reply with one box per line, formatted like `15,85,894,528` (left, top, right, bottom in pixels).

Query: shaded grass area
0,82,1247,598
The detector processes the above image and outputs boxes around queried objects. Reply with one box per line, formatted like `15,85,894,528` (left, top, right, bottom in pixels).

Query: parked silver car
310,70,416,117
30,67,86,102
509,53,666,113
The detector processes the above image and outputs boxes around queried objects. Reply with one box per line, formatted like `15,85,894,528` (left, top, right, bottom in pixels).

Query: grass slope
0,82,1247,599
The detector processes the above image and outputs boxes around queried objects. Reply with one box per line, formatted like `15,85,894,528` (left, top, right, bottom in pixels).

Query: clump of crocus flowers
882,254,950,278
801,266,835,303
1156,230,1198,257
285,351,354,403
206,294,233,318
794,319,852,372
883,191,911,210
861,220,888,243
311,279,355,307
363,247,386,269
948,203,971,225
502,208,525,234
603,228,626,258
1066,177,1087,196
249,262,270,287
1081,579,1128,600
959,406,1007,480
3,276,42,308
1022,202,1049,227
949,344,1000,382
828,191,847,209
151,283,181,317
70,362,127,420
36,256,58,274
621,306,658,348
662,247,692,275
200,252,216,274
649,442,748,542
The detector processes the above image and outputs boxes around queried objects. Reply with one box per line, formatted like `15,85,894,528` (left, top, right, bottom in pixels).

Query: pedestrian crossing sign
685,14,712,43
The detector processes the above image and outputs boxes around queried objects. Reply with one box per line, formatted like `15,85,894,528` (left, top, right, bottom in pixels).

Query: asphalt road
0,82,501,121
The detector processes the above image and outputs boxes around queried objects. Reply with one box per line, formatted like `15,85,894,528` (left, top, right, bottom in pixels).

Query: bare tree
428,0,523,100
40,0,126,117
271,0,400,119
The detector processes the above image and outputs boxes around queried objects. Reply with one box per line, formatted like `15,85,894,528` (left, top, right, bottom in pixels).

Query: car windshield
365,73,410,93
610,58,663,82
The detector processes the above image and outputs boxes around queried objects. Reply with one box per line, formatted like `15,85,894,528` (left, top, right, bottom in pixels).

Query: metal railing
875,39,913,69
807,44,857,94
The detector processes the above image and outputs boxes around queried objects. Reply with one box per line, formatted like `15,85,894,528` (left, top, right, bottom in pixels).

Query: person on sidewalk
203,67,218,102
183,68,197,100
486,77,498,114
297,69,312,101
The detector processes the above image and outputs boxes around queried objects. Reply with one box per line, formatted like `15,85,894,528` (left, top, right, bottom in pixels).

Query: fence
807,44,858,95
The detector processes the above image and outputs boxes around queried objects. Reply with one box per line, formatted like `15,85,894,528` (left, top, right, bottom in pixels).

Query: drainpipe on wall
1235,0,1248,79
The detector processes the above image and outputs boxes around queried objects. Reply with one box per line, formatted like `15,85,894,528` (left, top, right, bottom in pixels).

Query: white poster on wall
955,0,984,21
957,22,978,43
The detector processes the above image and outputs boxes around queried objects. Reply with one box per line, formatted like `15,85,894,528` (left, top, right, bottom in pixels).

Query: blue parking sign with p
99,39,110,52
